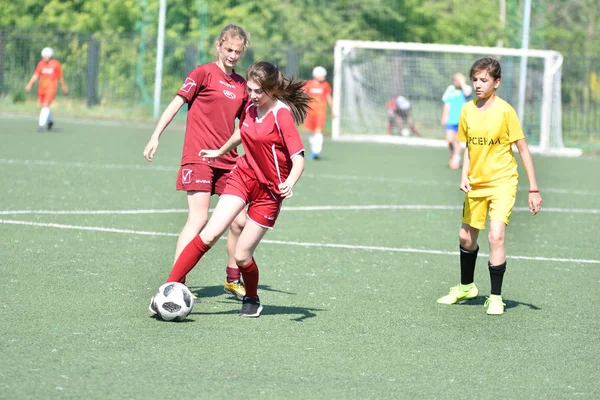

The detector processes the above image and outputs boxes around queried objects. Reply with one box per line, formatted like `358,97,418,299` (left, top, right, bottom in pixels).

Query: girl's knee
459,229,475,249
488,230,505,247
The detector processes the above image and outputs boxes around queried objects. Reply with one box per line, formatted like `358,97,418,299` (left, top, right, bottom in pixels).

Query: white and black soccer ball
150,282,194,321
401,128,410,137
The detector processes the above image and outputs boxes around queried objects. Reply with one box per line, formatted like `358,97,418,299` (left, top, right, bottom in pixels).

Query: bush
12,90,26,103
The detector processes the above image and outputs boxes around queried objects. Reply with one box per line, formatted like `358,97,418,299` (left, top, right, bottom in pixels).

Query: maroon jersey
177,62,248,169
237,101,305,195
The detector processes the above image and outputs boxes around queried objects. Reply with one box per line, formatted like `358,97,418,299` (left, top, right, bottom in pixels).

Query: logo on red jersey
223,90,236,99
180,78,197,93
41,68,55,75
181,169,192,184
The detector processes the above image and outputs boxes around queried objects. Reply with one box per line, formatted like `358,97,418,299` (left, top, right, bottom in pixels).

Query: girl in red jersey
25,47,69,131
154,61,311,318
143,25,250,300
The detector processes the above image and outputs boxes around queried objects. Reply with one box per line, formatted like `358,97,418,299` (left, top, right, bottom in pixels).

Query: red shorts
176,163,231,195
38,91,56,105
304,112,326,132
222,167,282,229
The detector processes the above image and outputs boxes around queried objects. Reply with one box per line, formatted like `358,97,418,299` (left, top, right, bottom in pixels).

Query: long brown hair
214,24,251,56
246,61,311,124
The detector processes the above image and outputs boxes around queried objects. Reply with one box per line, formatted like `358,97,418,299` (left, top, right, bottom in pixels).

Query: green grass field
1,114,599,399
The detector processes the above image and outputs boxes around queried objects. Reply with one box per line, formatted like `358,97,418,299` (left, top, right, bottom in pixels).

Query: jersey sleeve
506,106,525,143
177,67,206,102
276,108,304,157
34,61,43,75
457,106,468,142
324,82,332,96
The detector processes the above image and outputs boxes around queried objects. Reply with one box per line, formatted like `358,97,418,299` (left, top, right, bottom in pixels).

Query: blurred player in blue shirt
441,73,472,169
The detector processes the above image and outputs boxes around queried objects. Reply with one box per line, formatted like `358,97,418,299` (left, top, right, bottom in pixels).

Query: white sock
308,134,316,154
312,132,323,154
39,107,50,127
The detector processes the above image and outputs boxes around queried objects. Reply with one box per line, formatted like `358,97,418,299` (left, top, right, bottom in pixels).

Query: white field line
2,158,599,196
1,218,598,265
1,205,600,215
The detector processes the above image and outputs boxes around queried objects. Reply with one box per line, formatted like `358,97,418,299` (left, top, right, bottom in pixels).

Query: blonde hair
214,24,251,55
247,61,310,124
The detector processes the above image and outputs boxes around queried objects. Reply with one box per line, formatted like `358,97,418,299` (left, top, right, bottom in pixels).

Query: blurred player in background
386,95,419,136
161,61,311,317
303,66,334,159
441,73,473,169
437,58,542,315
143,25,250,300
25,47,68,132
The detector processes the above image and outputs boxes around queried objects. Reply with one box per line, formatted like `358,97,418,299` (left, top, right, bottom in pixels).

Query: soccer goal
332,40,582,157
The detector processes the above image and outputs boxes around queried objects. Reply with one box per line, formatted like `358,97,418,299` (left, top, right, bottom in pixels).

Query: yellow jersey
458,97,524,197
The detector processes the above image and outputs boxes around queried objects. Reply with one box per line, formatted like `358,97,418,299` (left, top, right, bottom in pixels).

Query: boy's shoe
485,295,505,315
240,296,263,318
47,121,54,131
309,152,320,160
437,283,478,304
224,280,246,300
148,295,158,315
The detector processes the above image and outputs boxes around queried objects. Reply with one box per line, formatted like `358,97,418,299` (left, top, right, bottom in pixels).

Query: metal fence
0,28,598,147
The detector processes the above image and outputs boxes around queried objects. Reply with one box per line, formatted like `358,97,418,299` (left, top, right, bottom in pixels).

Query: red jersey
177,62,248,169
34,59,62,94
304,79,332,115
237,101,305,195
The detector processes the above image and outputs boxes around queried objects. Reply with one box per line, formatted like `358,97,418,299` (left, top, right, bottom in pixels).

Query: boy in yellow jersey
437,58,543,315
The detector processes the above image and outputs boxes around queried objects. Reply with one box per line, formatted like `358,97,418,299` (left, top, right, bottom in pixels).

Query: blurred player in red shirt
143,25,250,300
386,95,420,136
303,66,334,159
156,61,311,318
25,47,68,131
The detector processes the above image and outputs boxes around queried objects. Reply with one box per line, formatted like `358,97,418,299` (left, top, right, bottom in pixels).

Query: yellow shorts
462,191,516,230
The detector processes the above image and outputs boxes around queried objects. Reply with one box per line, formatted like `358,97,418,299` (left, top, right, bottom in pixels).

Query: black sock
460,245,479,285
489,261,507,295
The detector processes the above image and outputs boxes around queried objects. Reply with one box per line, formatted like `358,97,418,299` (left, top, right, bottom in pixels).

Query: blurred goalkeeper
386,95,420,136
25,47,68,132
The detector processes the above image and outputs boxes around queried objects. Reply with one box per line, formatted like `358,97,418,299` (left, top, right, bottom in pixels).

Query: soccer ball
401,128,410,137
151,282,194,321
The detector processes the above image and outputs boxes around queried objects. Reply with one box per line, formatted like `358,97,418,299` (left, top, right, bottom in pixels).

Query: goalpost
332,40,582,157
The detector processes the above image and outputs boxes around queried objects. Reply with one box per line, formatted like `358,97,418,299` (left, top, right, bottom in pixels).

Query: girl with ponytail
157,61,310,317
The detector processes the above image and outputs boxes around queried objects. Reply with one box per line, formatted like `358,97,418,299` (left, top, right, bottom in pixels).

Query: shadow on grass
149,314,196,323
188,284,296,301
191,304,326,322
462,296,542,311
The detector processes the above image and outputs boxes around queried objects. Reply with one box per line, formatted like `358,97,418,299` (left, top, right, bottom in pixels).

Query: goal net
332,40,581,156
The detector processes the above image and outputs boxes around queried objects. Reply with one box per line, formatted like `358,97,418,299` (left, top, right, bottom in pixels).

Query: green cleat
485,295,505,315
437,283,479,304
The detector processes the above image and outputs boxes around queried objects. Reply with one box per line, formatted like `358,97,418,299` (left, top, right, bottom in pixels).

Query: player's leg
37,93,51,131
485,192,516,315
310,114,326,159
166,195,245,283
406,115,420,136
235,221,269,317
438,196,486,305
446,127,460,169
174,191,211,264
223,210,248,299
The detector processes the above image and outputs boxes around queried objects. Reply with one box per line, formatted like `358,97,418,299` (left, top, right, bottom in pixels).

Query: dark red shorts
222,167,282,229
176,163,231,195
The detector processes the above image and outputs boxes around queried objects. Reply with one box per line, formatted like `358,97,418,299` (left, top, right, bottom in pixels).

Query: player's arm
199,129,241,160
143,95,186,161
514,138,542,215
456,74,473,97
326,93,335,118
441,103,449,126
459,147,471,193
278,154,304,199
25,73,39,92
59,76,68,95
